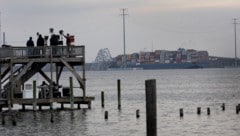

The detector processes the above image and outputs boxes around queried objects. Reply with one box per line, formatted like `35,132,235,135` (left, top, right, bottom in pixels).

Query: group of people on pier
38,81,62,99
26,28,74,57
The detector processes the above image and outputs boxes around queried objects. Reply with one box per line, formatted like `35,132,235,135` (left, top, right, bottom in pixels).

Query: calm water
1,68,240,136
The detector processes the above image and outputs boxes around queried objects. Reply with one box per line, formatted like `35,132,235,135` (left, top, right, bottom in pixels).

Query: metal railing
0,45,84,59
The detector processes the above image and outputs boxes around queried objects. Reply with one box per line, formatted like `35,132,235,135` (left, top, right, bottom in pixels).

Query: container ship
109,48,209,70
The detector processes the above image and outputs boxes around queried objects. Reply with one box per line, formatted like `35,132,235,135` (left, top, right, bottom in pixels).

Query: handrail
0,45,84,60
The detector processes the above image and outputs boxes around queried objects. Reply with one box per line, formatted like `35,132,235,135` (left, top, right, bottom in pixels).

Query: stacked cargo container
114,48,209,67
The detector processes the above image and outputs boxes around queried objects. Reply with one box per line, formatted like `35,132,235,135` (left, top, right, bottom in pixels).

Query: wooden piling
197,107,201,115
12,115,16,126
179,108,184,117
22,104,26,111
33,80,37,111
207,107,210,115
221,103,225,111
136,109,140,118
2,114,5,125
39,105,42,111
104,111,108,120
101,91,105,108
61,103,64,110
88,102,91,109
50,113,54,123
78,104,81,109
70,77,74,109
145,79,157,136
117,79,121,110
236,105,239,114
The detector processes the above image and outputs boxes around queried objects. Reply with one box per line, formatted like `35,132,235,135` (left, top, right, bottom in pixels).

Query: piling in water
101,91,105,108
236,105,239,114
2,114,5,125
179,108,184,117
50,113,54,123
207,107,210,115
145,79,157,136
117,79,121,110
12,115,16,126
136,109,140,118
104,111,108,120
221,103,225,111
197,107,201,115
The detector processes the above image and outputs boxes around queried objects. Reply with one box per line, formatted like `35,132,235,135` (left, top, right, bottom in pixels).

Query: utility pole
121,8,128,68
233,18,238,67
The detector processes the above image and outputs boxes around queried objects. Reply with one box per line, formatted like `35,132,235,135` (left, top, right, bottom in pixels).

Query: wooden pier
0,45,94,111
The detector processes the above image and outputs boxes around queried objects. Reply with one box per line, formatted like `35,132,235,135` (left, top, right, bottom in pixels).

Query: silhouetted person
64,33,71,56
37,34,44,47
39,81,49,98
26,37,34,47
64,33,71,46
26,37,34,57
37,34,44,56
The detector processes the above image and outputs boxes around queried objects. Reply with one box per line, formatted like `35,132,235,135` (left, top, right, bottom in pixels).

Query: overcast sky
1,0,240,62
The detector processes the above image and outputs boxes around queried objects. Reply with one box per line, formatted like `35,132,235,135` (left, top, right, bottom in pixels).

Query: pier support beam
70,77,74,109
33,80,37,111
22,104,26,111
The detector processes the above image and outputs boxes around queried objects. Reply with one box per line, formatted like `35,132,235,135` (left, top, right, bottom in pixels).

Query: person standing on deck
26,37,34,57
37,34,44,57
64,33,71,56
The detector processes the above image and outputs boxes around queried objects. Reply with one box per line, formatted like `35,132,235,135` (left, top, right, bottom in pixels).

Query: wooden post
77,104,81,109
207,107,210,115
236,105,239,114
70,77,74,109
49,42,53,104
2,114,5,125
12,115,16,126
136,109,140,118
101,91,104,108
39,105,42,111
104,111,108,120
179,108,184,117
197,107,201,115
145,79,157,136
221,103,225,111
61,103,64,110
50,112,54,123
22,104,26,111
88,102,91,109
33,80,37,111
117,79,121,110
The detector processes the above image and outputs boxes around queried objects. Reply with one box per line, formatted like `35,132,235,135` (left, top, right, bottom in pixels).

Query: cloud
134,0,240,14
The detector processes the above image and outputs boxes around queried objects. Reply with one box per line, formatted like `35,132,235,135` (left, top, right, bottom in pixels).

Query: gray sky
1,0,240,62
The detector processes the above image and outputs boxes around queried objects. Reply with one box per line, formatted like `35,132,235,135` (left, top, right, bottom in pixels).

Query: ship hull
111,62,209,70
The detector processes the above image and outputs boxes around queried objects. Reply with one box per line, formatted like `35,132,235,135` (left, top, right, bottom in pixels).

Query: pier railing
0,45,84,60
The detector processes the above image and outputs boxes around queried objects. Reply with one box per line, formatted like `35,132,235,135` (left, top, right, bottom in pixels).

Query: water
1,68,240,136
